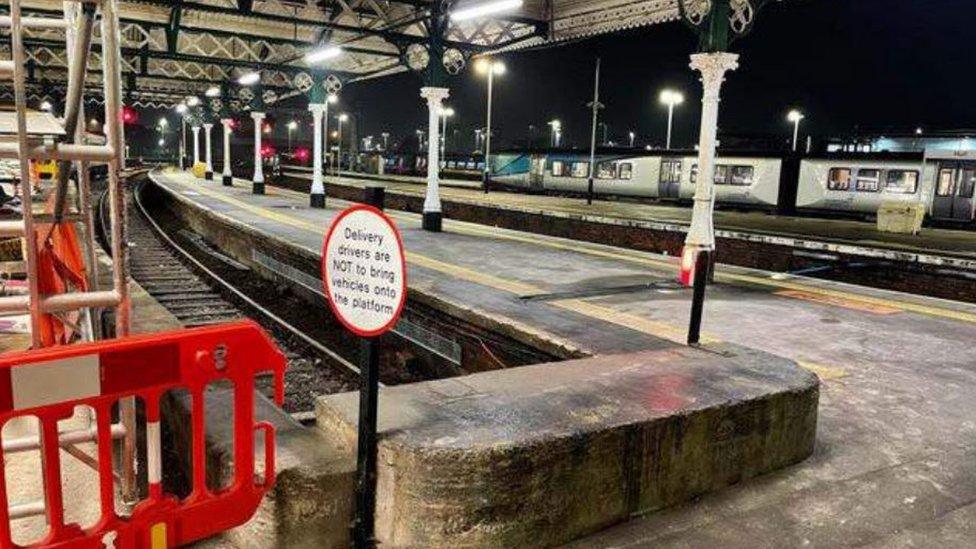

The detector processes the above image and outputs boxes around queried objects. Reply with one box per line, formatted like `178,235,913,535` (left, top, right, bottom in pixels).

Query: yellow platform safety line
775,290,902,315
151,522,167,549
175,176,976,327
173,178,717,344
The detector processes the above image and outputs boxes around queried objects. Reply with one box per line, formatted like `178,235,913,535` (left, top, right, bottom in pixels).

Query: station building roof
5,0,689,108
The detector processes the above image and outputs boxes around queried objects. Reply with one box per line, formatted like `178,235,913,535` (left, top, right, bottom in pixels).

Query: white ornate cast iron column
251,111,266,194
221,118,233,186
420,86,449,232
203,122,214,180
191,125,201,171
309,103,326,208
681,51,739,282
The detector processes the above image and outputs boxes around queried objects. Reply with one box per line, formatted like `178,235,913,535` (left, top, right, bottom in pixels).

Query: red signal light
121,106,138,125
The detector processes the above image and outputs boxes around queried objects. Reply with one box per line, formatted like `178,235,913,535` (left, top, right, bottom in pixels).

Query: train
484,148,976,223
289,146,976,224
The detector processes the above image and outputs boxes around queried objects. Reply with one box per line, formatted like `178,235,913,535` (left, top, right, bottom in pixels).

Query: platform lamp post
549,119,561,148
586,58,603,206
676,0,777,345
474,57,505,193
336,113,348,179
440,107,455,165
659,89,684,150
787,109,805,152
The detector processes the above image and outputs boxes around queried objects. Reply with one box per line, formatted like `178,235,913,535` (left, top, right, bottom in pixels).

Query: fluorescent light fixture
327,94,338,104
175,104,188,114
305,46,342,64
205,85,221,97
238,72,260,86
451,0,523,21
40,101,52,111
186,96,200,107
338,113,349,122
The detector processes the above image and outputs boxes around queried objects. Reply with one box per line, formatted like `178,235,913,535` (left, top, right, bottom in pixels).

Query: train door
932,162,976,221
659,158,682,199
529,155,546,190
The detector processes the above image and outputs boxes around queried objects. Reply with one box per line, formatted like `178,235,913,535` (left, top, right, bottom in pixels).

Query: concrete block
317,344,818,548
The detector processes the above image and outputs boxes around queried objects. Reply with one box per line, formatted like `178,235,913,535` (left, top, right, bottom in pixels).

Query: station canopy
6,0,693,108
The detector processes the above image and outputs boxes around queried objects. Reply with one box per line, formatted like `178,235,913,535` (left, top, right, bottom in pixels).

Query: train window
571,162,589,178
855,169,880,192
713,165,729,185
661,160,682,184
827,168,851,191
690,164,698,183
596,162,616,179
730,166,754,186
937,169,955,196
961,169,976,198
884,170,919,194
619,163,633,180
551,161,565,177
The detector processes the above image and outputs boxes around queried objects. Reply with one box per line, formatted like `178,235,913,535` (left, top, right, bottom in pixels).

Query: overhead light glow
238,72,260,86
287,120,298,129
327,93,338,104
186,96,200,107
205,85,221,97
787,109,805,123
659,89,684,106
338,113,349,122
40,101,53,111
305,46,342,64
450,0,523,21
175,104,188,114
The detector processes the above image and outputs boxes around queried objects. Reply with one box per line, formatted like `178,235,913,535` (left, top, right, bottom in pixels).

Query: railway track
96,176,358,415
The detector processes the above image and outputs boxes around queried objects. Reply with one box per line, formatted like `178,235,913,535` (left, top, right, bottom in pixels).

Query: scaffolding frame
0,0,137,522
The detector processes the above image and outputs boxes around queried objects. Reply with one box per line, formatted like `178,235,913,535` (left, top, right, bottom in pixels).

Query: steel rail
129,174,367,382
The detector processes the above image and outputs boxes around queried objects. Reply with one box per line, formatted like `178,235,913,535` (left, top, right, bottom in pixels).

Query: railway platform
150,168,976,547
281,169,976,303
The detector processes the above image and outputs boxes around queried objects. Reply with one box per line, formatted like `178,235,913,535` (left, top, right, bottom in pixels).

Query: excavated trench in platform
139,181,566,394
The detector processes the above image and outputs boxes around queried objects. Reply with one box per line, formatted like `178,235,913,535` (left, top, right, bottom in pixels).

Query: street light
441,107,455,163
287,120,298,153
336,113,348,177
629,131,636,148
475,57,505,192
787,109,805,152
659,89,684,150
548,119,562,147
450,0,523,21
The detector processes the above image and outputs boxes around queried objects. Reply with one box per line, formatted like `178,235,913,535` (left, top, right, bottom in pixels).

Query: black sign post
322,193,406,549
354,336,381,547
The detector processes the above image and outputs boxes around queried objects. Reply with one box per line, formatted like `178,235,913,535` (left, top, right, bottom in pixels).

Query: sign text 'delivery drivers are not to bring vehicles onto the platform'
322,204,407,337
321,203,407,546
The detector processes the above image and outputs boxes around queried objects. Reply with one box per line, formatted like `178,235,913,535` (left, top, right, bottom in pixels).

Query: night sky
338,0,976,152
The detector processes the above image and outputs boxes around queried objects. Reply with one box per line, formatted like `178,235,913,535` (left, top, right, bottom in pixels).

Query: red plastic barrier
0,321,287,548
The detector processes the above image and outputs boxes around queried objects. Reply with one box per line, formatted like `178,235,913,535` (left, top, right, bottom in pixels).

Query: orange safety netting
32,165,89,347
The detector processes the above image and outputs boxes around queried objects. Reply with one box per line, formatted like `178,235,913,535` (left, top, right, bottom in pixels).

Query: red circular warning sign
321,205,407,338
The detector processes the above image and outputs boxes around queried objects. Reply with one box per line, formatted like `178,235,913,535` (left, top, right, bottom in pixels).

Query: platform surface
153,169,976,547
292,170,976,261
